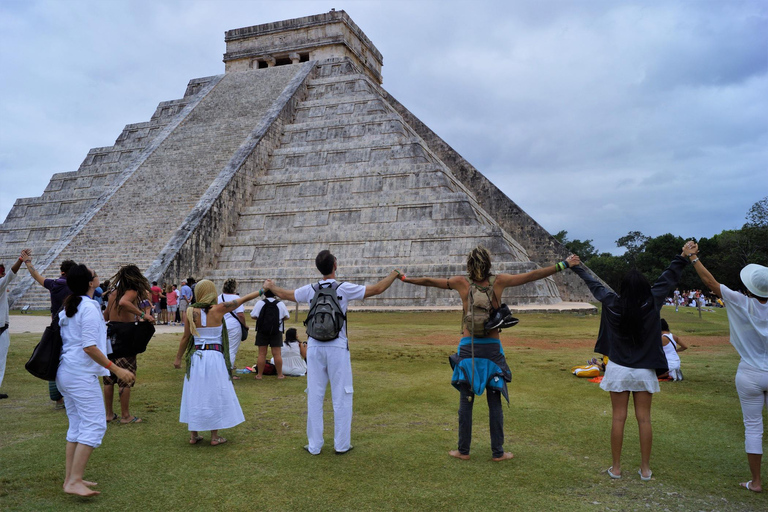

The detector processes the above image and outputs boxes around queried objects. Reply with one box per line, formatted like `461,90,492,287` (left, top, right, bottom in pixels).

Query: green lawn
0,308,765,511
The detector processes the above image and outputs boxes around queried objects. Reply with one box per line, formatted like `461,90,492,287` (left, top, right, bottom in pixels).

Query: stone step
281,112,399,132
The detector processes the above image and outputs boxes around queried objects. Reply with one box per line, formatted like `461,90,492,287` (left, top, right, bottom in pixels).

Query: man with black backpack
250,289,290,379
264,250,400,455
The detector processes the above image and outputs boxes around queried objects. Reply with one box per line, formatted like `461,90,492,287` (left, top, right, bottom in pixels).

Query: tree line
555,196,768,293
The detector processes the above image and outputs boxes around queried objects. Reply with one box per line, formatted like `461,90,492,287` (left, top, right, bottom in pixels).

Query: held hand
20,248,31,262
142,313,155,323
119,369,136,385
682,241,698,257
566,255,581,267
264,279,274,291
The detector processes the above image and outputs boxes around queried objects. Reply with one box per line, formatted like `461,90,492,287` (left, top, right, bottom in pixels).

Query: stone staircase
206,61,561,306
6,66,305,309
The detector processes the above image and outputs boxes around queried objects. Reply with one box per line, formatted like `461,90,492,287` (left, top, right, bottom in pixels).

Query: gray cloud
1,0,766,256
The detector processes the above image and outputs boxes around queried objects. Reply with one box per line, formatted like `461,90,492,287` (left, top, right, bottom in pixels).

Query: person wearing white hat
686,241,768,493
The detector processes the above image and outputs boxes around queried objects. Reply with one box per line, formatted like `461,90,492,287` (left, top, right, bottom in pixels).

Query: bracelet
259,289,264,296
555,261,568,272
691,257,700,264
106,361,113,370
140,312,145,319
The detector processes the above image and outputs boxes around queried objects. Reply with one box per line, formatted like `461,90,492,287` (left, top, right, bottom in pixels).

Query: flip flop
740,480,762,493
121,416,143,424
107,413,118,423
638,469,652,481
607,467,622,479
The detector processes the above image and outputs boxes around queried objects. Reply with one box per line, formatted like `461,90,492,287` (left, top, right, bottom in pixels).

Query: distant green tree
551,230,599,262
746,196,768,228
587,252,629,291
616,231,649,267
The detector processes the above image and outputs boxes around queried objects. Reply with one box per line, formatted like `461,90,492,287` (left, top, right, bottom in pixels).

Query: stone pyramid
1,10,597,309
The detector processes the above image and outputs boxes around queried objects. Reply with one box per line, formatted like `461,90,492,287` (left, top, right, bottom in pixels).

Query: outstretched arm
364,270,400,298
218,289,263,313
10,248,29,275
21,254,46,286
496,255,580,288
685,242,721,298
264,280,296,302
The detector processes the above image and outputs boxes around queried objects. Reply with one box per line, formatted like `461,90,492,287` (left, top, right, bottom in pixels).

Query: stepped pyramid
1,10,598,309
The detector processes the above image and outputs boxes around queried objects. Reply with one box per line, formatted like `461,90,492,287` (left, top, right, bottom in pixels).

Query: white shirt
721,285,768,371
218,293,245,331
58,296,110,376
0,269,16,327
250,297,290,332
662,333,680,369
293,279,366,349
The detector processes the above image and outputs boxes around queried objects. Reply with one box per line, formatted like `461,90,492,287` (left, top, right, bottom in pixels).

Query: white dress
179,312,245,431
272,341,307,376
662,333,683,380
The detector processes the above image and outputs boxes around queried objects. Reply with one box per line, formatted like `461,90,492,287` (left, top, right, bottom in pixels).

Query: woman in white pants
688,243,768,493
56,264,135,497
217,278,247,375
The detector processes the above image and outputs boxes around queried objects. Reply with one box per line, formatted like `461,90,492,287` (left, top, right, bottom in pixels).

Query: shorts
255,332,283,348
102,356,137,388
168,305,178,313
599,361,659,393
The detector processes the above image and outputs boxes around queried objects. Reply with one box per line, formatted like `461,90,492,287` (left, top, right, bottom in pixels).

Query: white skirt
600,361,660,393
180,349,245,431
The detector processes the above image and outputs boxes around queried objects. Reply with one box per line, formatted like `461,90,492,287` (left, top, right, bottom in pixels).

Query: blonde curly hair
467,245,492,283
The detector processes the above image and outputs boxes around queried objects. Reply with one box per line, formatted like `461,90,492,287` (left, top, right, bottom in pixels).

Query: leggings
735,361,768,454
458,385,504,458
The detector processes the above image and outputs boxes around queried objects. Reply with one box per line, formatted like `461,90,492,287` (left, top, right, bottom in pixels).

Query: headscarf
182,279,231,379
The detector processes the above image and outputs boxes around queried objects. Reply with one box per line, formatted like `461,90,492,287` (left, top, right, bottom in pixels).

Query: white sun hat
740,264,768,298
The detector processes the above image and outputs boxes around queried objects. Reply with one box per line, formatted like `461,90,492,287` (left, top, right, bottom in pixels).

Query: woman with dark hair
687,242,768,493
102,264,153,424
174,280,263,445
659,318,687,381
402,245,579,462
276,327,307,376
218,278,246,374
570,242,695,481
56,264,135,497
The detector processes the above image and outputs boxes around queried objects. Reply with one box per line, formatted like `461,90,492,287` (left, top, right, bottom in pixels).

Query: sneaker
499,315,519,329
0,393,8,399
485,304,512,331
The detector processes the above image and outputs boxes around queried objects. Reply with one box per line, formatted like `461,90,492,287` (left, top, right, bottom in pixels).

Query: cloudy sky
1,0,766,254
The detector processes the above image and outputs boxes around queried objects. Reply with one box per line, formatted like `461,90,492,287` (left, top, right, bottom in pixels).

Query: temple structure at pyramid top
1,10,601,310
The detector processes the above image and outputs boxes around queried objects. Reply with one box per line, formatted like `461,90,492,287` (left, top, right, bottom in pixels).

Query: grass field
0,307,765,511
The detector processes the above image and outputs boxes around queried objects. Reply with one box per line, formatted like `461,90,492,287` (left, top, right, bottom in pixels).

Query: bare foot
254,375,262,380
448,450,470,460
64,481,100,497
492,452,514,462
83,480,98,487
277,374,285,379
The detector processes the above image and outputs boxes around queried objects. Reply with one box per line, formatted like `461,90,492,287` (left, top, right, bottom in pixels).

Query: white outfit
294,279,366,454
179,310,245,432
600,361,660,393
0,269,17,389
56,297,110,448
218,293,244,367
272,341,306,376
662,333,683,380
250,297,290,332
721,284,768,454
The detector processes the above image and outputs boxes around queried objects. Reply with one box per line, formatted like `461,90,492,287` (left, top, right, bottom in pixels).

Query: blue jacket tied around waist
449,337,512,402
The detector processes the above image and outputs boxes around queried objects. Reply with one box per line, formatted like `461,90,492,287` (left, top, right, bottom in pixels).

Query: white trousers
735,361,768,455
0,329,9,389
227,325,241,367
56,365,107,448
306,346,353,454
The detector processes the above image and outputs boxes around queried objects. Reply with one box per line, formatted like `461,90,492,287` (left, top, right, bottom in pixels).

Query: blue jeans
457,384,504,457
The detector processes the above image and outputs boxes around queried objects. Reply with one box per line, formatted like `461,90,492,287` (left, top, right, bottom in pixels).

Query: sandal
211,437,227,446
189,435,204,445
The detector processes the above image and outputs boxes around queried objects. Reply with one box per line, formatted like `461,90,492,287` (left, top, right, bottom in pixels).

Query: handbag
25,318,63,381
107,321,156,358
221,295,249,341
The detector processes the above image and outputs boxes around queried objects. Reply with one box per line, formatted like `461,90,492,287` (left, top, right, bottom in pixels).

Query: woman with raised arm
402,245,579,462
570,242,695,481
686,242,768,493
56,264,135,497
173,280,263,446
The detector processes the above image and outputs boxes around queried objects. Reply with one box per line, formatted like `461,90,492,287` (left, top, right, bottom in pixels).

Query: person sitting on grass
659,318,687,381
570,241,695,481
275,328,307,377
401,245,579,462
687,243,768,493
173,280,263,446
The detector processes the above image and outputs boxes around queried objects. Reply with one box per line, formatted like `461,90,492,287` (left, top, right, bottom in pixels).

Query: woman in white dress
659,318,687,381
217,278,247,375
56,263,135,497
173,280,262,446
272,328,307,376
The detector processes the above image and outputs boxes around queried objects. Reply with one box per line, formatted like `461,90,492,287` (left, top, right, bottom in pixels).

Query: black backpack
304,281,345,341
256,299,281,336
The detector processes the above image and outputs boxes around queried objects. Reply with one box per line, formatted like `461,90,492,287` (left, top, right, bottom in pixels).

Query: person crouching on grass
56,264,135,497
401,245,580,462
